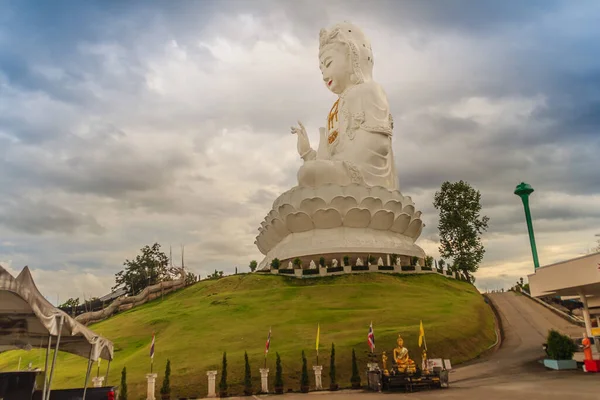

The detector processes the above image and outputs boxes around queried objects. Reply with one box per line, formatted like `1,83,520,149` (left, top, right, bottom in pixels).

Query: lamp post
514,182,540,270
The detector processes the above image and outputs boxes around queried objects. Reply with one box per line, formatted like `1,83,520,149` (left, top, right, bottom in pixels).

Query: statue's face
397,337,403,347
319,43,352,95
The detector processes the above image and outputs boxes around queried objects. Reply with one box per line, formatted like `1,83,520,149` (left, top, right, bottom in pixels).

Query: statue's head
397,334,404,347
319,21,374,95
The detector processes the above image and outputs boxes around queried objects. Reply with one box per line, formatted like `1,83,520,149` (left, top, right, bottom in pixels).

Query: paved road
241,292,597,400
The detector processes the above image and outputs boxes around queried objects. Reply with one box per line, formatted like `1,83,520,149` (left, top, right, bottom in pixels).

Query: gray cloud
0,199,104,235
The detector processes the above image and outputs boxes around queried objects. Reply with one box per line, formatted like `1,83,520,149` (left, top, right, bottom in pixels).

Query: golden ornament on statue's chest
327,99,339,144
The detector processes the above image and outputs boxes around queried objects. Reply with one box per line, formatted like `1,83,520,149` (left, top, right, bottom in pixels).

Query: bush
275,352,284,394
368,255,376,264
270,258,281,270
249,260,258,272
343,255,350,266
410,256,419,266
329,343,338,391
378,265,394,271
119,367,127,400
300,350,309,392
421,267,433,271
351,265,369,271
293,258,302,268
390,254,399,266
546,329,577,360
350,349,361,389
244,351,253,396
160,359,171,398
327,266,344,273
319,257,326,267
401,265,416,271
219,352,228,397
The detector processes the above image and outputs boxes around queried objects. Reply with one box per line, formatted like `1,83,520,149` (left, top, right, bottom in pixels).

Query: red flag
265,327,271,354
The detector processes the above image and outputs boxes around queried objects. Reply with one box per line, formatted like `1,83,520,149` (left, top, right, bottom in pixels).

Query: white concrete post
386,254,391,266
579,290,593,337
313,365,323,390
259,368,269,393
92,376,104,388
207,370,218,398
146,373,157,400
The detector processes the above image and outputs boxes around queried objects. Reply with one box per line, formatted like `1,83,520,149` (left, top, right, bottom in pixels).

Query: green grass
0,273,495,398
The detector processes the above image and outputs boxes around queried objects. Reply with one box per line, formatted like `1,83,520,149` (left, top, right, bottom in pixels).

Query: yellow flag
316,324,320,351
418,320,425,348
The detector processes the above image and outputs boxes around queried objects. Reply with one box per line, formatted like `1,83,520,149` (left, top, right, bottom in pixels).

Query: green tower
514,182,540,270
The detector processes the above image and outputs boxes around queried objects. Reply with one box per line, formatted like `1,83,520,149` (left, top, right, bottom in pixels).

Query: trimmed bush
300,351,309,393
546,329,577,360
160,359,171,399
303,269,319,275
402,265,416,271
351,265,369,271
120,367,127,400
319,257,326,267
378,265,394,271
421,267,433,271
327,266,344,273
329,343,338,391
244,351,253,396
270,258,281,270
275,352,284,394
278,269,295,275
219,352,228,397
350,349,361,389
343,255,350,266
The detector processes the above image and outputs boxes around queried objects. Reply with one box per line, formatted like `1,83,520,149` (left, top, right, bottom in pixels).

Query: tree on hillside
185,272,197,286
244,351,253,395
207,269,224,280
433,180,489,283
113,243,177,296
249,260,258,272
219,352,228,397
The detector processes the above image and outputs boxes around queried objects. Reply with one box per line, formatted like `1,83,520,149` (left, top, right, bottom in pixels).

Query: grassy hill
0,273,496,398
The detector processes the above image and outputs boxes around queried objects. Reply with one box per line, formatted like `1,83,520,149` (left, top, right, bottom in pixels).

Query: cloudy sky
1,0,599,302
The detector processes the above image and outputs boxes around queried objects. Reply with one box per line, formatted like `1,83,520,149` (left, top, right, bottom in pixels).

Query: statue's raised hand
291,121,312,157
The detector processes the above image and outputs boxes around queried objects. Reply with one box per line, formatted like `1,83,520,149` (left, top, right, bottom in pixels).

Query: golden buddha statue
393,334,416,374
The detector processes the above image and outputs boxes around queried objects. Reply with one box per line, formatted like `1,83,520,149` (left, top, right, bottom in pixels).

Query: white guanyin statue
291,22,397,190
356,258,364,267
309,260,317,269
255,21,425,271
332,259,338,267
288,261,293,269
378,257,384,267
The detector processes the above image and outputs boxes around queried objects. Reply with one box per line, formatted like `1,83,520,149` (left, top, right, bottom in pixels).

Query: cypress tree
350,349,361,389
119,367,127,400
329,343,338,391
244,351,253,396
219,352,228,396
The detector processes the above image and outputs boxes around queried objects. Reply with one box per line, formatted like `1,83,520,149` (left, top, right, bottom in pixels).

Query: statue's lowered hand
291,121,312,157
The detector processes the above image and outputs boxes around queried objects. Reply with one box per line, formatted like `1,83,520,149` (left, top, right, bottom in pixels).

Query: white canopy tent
0,265,114,399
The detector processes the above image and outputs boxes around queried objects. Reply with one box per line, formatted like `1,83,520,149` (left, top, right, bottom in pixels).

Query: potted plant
390,254,399,266
329,344,338,391
300,351,309,393
244,351,253,396
410,256,419,267
219,352,228,397
343,255,350,267
274,352,284,394
160,359,171,400
293,258,302,269
350,349,361,389
543,329,577,370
